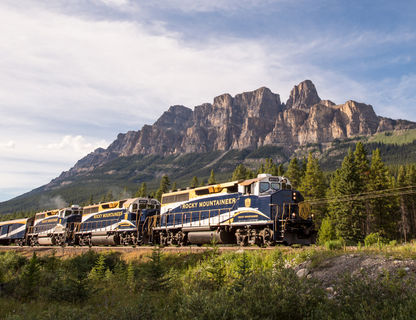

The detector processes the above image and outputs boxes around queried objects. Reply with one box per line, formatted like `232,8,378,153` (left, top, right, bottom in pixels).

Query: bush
364,232,386,247
325,239,345,250
317,217,336,245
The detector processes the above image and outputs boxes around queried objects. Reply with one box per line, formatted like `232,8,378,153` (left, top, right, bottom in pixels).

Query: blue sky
0,0,415,202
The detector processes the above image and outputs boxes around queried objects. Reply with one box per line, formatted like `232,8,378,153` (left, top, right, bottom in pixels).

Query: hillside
1,80,416,214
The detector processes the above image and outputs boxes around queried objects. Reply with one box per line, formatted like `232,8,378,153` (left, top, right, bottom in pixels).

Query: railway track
0,245,278,258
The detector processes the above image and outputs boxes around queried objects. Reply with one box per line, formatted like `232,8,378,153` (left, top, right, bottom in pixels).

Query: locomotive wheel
260,228,274,247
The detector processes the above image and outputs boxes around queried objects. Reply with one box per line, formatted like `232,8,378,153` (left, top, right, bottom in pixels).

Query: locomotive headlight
292,213,296,218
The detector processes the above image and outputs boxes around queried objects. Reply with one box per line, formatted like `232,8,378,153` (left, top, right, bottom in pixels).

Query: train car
154,174,315,246
75,197,160,246
0,217,34,245
26,205,82,246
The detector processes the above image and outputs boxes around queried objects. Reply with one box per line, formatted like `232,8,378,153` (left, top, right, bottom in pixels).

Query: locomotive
0,174,315,247
153,173,315,246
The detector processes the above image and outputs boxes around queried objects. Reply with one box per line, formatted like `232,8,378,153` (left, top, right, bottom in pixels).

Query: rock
49,80,416,182
296,268,309,278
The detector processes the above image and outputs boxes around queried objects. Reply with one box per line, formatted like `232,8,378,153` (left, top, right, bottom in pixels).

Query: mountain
58,80,414,180
1,80,416,214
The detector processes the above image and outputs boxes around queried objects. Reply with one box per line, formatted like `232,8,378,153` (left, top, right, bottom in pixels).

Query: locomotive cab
238,174,292,196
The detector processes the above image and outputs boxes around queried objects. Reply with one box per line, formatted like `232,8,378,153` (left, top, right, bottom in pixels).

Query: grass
369,129,416,145
2,244,416,319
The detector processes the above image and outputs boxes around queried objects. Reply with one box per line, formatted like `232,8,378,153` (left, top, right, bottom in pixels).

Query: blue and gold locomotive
154,174,315,246
0,177,315,247
26,205,82,246
75,198,159,246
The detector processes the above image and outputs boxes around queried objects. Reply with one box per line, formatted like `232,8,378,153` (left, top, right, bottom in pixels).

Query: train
0,174,316,247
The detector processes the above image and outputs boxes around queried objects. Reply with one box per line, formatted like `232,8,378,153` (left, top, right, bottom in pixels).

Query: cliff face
63,80,416,177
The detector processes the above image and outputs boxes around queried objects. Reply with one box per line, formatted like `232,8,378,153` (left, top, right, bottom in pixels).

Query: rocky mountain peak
53,80,416,181
154,105,192,129
286,79,321,110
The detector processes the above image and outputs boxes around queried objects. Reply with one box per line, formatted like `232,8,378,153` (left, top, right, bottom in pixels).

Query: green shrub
325,239,344,250
317,217,336,245
364,232,386,247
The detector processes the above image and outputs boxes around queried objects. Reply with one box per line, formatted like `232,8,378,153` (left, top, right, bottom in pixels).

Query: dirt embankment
294,253,416,287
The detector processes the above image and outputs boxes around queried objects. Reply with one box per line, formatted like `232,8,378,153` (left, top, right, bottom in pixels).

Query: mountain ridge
56,80,415,184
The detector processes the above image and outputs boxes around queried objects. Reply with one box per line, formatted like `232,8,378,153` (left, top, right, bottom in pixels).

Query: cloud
43,135,108,154
0,140,15,149
0,0,415,202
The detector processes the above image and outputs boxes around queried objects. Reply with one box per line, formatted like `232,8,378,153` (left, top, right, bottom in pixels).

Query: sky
0,0,415,202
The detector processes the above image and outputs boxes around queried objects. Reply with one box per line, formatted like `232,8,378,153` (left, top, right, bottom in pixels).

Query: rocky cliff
60,80,416,179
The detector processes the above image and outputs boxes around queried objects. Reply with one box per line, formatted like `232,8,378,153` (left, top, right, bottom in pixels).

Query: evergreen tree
299,152,326,224
135,182,147,198
20,253,40,299
397,165,410,242
277,164,285,176
155,176,170,201
328,149,365,243
105,190,114,202
300,156,307,177
286,158,302,189
354,142,371,234
232,164,248,180
263,158,278,175
88,255,106,281
208,169,216,185
256,163,264,175
143,247,169,291
367,149,398,239
88,194,94,205
172,181,177,191
190,176,199,188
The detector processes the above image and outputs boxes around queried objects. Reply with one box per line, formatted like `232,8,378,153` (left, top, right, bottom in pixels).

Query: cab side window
259,182,270,193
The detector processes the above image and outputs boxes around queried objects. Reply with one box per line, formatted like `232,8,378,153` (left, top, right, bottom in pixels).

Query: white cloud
0,140,15,149
0,1,415,202
43,135,107,154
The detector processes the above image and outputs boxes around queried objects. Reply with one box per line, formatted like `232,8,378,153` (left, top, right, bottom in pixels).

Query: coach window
259,182,270,193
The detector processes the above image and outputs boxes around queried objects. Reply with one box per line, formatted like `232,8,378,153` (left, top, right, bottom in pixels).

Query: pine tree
105,190,114,202
354,142,371,234
21,253,40,299
299,152,326,225
172,181,177,191
367,149,398,239
232,164,248,180
397,165,410,242
286,158,302,189
126,262,135,292
135,182,147,198
208,170,216,185
143,247,169,291
277,164,285,176
328,149,365,243
156,176,170,201
263,158,278,175
190,176,199,188
88,255,106,281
